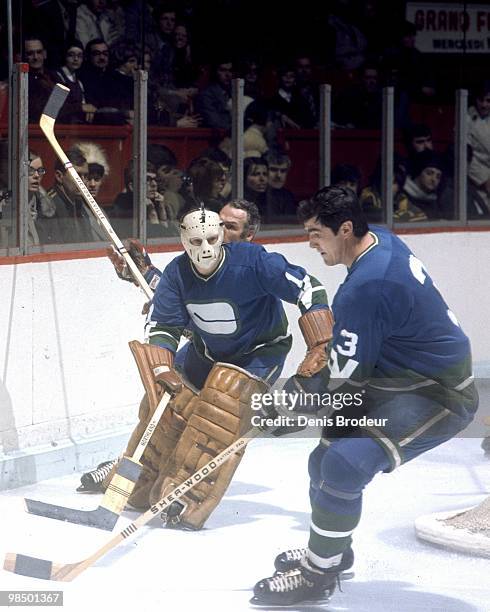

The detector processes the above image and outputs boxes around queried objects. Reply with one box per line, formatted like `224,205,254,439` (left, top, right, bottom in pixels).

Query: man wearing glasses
79,38,127,124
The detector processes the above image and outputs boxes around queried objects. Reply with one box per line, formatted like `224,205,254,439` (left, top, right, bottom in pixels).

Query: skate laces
82,459,117,485
284,548,306,562
264,570,312,593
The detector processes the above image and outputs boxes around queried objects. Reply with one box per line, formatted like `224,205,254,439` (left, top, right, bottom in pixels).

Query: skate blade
249,594,331,609
76,485,104,494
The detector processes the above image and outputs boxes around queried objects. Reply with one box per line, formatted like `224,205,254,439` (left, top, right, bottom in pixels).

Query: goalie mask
180,208,224,272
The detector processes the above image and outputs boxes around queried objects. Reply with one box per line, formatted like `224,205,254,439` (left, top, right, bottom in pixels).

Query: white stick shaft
40,113,153,301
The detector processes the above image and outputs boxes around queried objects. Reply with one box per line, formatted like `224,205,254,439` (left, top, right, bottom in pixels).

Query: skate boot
76,459,118,493
251,556,341,607
482,436,490,456
274,545,354,575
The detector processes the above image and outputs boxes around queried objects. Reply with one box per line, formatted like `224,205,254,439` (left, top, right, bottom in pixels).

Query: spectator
111,39,140,118
268,64,312,129
264,148,296,219
24,36,80,124
172,22,199,89
237,56,262,101
47,146,103,243
359,154,408,223
440,143,490,221
244,156,268,216
147,144,184,221
294,53,319,128
182,157,227,213
194,59,233,130
402,123,434,176
198,146,232,201
54,39,98,124
468,82,490,214
27,151,57,245
75,141,110,199
397,150,447,221
331,163,362,194
78,38,127,124
244,100,270,158
111,160,170,238
76,0,123,49
333,62,382,129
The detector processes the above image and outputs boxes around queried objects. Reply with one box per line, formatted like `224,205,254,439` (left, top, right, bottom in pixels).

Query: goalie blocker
108,342,268,530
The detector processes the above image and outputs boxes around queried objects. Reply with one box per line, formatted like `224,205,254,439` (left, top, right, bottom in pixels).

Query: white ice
0,433,489,612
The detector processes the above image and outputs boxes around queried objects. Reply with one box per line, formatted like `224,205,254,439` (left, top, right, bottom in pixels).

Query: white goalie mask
180,208,224,272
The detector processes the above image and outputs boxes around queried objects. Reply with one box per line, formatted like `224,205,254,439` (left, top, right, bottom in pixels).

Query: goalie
107,205,332,530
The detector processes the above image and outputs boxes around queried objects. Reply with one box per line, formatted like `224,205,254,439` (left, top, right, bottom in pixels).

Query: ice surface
0,435,489,612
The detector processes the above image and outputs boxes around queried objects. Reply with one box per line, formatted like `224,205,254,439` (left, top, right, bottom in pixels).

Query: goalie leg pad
150,363,268,529
107,383,198,510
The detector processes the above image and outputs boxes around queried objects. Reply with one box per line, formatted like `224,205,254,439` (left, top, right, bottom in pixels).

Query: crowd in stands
1,1,490,249
7,0,445,130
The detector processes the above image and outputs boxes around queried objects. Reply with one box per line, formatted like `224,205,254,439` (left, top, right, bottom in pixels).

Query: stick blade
4,553,81,582
24,498,119,531
41,84,70,120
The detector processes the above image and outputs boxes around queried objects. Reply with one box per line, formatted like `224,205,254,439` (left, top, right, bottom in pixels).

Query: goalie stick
4,427,262,582
24,390,172,531
40,84,153,300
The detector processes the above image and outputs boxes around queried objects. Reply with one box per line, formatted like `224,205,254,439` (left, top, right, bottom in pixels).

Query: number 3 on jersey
336,329,359,357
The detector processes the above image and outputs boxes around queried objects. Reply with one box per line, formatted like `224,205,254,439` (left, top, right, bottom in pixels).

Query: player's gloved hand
296,308,334,377
152,347,182,396
129,342,182,411
107,239,159,288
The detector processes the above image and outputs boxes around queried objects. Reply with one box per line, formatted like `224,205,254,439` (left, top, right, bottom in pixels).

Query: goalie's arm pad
296,308,334,377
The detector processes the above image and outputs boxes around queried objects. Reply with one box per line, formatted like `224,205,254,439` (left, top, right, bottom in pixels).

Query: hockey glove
296,308,334,377
129,341,182,411
107,238,160,290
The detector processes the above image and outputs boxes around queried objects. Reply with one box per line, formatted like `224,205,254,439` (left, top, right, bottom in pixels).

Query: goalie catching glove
296,308,334,377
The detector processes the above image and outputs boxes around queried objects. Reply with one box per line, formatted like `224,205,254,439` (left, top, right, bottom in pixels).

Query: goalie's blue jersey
146,242,328,363
330,226,473,392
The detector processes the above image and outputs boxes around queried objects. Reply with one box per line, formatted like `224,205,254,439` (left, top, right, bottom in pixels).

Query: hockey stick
24,390,173,531
4,427,262,581
40,84,153,300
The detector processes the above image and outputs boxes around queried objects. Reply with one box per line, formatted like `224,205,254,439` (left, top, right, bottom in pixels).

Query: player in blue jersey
108,204,332,529
251,186,478,607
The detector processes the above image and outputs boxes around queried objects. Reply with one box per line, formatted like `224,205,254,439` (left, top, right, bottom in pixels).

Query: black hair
403,123,432,150
331,163,361,186
298,186,369,237
265,147,291,168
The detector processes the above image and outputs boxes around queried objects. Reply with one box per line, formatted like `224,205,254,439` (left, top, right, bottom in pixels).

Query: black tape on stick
42,84,70,120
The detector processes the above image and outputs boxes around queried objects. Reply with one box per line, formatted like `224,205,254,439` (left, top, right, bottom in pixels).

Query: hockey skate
274,545,354,579
250,556,343,607
76,459,117,493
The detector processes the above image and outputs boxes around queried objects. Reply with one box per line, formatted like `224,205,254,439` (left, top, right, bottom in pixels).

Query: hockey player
92,204,332,531
77,199,262,491
251,186,478,606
